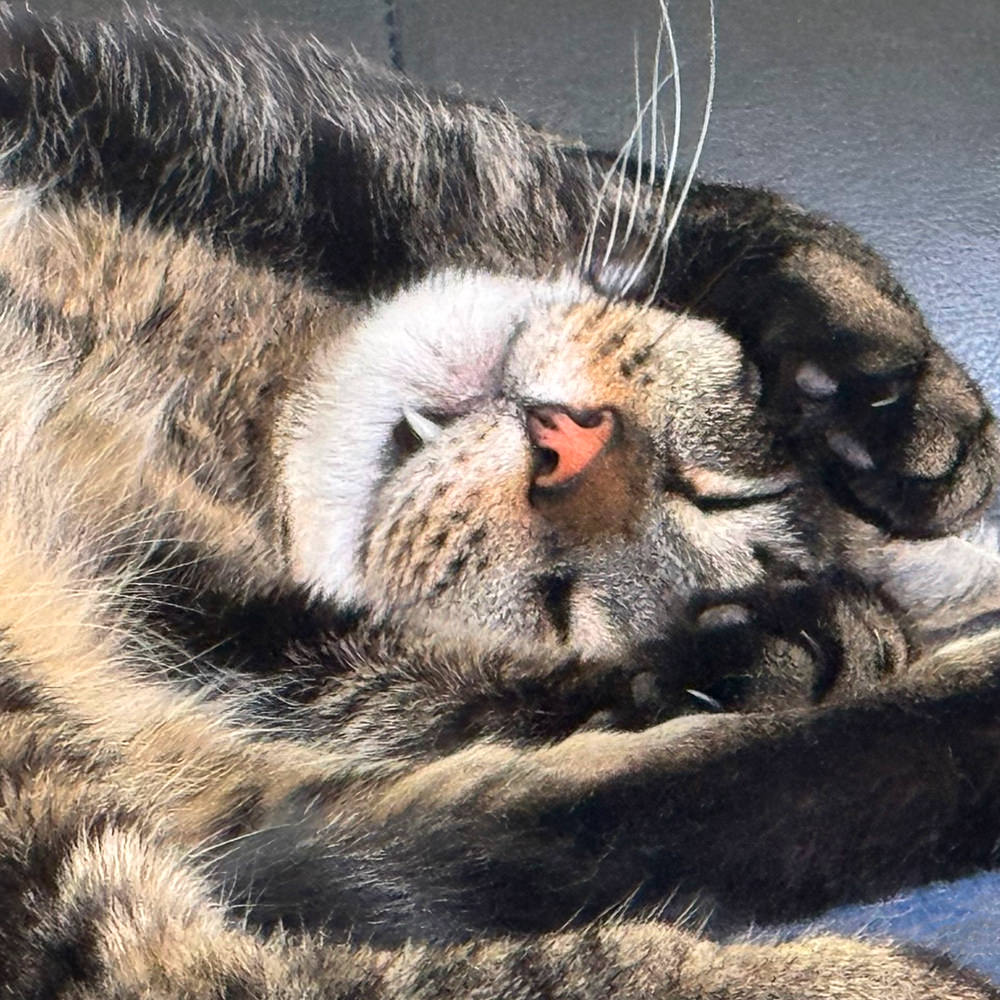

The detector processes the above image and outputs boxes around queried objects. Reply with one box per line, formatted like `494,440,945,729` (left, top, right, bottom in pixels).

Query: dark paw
767,246,1000,537
641,572,909,718
592,183,999,538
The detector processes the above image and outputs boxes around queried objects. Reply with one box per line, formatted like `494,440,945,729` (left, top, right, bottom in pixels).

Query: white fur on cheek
280,269,587,602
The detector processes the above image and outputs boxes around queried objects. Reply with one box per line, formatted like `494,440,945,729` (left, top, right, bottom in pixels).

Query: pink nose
526,406,615,489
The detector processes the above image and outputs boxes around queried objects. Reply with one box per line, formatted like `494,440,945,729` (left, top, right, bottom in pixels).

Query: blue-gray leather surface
23,0,1000,981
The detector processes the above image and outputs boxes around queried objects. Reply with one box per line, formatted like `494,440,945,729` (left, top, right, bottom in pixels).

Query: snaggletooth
402,406,444,443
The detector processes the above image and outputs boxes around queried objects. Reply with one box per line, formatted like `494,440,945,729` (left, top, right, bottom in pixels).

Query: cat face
282,270,819,660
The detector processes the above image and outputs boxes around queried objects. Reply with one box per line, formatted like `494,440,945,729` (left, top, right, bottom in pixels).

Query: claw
685,688,724,711
402,406,444,444
871,392,900,408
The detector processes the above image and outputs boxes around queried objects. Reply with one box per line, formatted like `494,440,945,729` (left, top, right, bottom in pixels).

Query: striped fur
0,8,998,998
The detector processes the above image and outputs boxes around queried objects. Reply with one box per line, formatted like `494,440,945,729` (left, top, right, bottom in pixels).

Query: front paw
647,571,910,717
609,182,1000,539
770,244,999,537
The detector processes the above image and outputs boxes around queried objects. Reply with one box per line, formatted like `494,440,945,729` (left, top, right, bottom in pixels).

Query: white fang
402,407,443,444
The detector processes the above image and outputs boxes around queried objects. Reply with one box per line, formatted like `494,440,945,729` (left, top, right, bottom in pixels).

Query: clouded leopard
0,5,999,998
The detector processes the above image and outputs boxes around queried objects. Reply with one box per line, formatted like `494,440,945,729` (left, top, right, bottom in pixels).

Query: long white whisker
645,18,665,205
618,36,646,253
632,35,645,197
618,0,678,297
647,117,675,306
661,0,683,199
644,0,716,308
578,57,674,278
599,133,635,271
579,139,631,278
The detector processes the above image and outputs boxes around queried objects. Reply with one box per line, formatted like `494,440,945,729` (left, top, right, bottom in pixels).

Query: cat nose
526,406,615,489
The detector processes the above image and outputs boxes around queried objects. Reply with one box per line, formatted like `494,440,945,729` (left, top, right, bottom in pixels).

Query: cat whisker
646,116,677,311
639,0,717,308
662,0,683,202
581,25,674,278
599,34,649,271
646,15,665,205
617,0,680,300
645,1,684,304
579,128,631,279
599,132,637,273
619,37,646,252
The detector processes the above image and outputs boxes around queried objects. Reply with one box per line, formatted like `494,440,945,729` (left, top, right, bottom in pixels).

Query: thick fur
0,8,999,999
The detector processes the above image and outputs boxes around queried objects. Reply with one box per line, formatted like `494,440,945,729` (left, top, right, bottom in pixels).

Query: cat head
280,269,823,661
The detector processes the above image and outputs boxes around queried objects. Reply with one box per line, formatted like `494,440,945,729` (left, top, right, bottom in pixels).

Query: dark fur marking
538,573,574,644
0,670,41,712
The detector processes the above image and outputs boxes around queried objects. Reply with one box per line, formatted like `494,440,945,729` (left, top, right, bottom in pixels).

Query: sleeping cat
1,6,1000,998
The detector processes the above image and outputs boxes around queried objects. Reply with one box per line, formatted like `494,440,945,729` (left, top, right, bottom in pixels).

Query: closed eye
687,489,793,512
662,467,798,512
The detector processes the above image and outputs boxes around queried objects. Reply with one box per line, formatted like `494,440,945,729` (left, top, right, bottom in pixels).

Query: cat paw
648,571,909,716
766,244,999,537
592,184,999,537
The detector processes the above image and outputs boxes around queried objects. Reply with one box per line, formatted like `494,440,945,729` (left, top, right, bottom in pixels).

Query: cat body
0,8,999,998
